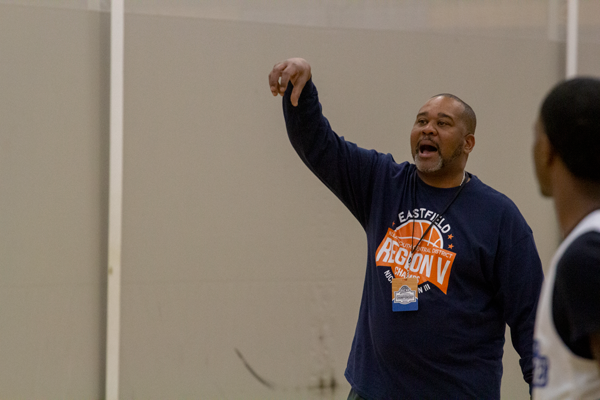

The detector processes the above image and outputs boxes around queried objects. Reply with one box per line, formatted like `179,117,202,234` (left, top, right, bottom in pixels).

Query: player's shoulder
559,230,600,269
555,230,600,307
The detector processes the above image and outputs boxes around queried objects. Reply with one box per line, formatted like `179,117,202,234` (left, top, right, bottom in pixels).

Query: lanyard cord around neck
408,169,467,267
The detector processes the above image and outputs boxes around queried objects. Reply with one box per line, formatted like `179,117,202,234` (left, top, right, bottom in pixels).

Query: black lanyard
408,169,467,266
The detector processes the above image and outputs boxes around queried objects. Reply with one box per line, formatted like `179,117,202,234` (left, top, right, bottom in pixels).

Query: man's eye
438,121,447,126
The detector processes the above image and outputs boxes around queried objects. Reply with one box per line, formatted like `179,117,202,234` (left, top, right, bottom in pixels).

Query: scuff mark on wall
234,348,275,389
303,281,344,399
311,374,338,395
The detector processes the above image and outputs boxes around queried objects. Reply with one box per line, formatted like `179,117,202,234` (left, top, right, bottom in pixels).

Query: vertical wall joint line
106,0,124,399
566,0,579,78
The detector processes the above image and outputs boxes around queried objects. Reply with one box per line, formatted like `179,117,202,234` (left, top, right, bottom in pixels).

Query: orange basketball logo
394,220,444,250
375,220,456,294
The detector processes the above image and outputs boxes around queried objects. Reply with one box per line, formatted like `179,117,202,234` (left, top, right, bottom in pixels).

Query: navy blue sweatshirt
282,79,544,399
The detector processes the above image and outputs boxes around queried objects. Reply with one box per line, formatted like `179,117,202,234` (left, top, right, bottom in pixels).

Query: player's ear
539,129,556,167
533,118,557,197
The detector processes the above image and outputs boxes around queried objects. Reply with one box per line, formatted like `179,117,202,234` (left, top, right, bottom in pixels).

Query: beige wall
0,4,109,399
1,2,599,399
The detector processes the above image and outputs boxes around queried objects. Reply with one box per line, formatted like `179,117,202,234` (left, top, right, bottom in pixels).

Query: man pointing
269,58,543,399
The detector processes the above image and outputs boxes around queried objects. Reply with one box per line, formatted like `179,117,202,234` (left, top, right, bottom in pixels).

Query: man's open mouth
418,143,438,155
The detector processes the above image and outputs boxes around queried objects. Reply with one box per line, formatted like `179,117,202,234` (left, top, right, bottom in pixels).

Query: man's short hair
433,93,477,136
540,77,600,182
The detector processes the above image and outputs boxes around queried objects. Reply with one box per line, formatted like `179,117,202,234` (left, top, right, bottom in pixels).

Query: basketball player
532,77,600,399
269,58,543,399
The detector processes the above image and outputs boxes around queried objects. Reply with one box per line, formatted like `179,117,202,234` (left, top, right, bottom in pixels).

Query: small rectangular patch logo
392,277,418,312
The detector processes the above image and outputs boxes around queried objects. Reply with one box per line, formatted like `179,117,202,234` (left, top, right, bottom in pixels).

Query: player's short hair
540,77,600,182
432,93,477,136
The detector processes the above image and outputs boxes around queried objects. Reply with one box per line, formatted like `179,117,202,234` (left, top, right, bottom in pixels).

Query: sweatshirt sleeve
493,223,544,385
282,78,382,228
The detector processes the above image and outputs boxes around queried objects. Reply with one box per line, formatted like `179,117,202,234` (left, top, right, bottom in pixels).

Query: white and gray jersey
533,210,600,400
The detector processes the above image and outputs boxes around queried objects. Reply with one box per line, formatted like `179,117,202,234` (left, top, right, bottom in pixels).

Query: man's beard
414,143,463,174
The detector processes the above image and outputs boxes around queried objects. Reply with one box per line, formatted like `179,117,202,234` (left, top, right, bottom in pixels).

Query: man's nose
421,121,437,135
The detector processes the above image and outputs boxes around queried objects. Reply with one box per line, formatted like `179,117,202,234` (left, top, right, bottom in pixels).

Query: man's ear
463,134,475,154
